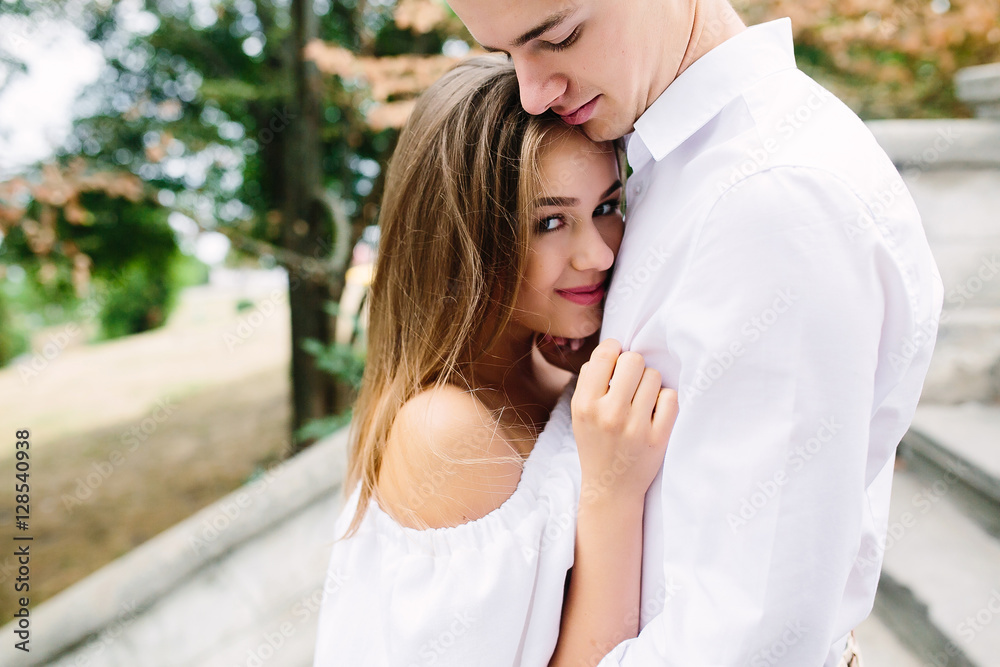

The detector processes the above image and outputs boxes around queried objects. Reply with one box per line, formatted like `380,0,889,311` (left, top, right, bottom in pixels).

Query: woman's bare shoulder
375,385,526,530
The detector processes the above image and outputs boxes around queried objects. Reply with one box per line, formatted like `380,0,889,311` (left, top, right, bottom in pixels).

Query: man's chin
580,115,630,143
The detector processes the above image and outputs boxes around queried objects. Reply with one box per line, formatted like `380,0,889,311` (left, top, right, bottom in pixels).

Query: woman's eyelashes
534,197,622,234
536,214,565,234
594,199,622,217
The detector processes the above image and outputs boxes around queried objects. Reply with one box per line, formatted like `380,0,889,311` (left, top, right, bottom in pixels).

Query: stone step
872,462,1000,667
921,309,1000,404
855,611,927,667
899,403,1000,538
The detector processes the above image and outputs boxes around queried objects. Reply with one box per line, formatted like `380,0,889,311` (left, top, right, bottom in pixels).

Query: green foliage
302,335,365,391
295,312,367,443
95,260,173,339
0,288,30,366
293,410,354,444
170,251,211,290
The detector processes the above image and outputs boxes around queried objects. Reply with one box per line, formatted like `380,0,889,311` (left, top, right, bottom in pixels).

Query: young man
447,0,943,665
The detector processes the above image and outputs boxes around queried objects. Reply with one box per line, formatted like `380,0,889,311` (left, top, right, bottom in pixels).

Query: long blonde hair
345,56,602,535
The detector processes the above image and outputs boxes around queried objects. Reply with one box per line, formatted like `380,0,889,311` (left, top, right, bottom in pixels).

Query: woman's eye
594,200,621,217
547,26,581,52
537,215,564,233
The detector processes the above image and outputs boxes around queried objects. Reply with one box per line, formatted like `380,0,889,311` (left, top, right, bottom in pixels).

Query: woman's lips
559,96,599,126
556,283,606,306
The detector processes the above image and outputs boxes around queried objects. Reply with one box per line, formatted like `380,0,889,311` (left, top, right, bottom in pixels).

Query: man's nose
512,54,566,115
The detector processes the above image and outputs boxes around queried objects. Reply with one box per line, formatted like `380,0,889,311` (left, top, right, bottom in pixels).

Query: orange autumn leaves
736,0,1000,117
0,160,144,294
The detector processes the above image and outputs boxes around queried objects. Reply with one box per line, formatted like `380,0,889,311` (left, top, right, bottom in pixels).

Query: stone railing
864,62,1000,404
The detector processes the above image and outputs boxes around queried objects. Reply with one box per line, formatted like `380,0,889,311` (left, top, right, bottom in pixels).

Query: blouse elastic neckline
361,384,575,547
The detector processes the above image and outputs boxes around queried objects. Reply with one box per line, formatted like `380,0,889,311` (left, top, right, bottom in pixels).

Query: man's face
448,0,692,141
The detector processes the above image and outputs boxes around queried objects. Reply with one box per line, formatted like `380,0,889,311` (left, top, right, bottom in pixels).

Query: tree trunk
283,0,337,453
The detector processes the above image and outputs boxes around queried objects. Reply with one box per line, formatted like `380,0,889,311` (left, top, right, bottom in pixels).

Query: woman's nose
570,221,615,272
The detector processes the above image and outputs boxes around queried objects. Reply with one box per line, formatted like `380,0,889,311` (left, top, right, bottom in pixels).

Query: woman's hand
550,339,678,667
571,338,678,508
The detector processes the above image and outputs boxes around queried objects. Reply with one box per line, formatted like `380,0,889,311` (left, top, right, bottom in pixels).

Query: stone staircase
0,428,350,667
869,405,1000,667
858,64,1000,666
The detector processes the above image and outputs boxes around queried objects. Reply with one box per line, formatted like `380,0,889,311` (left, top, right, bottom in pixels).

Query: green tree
0,0,468,446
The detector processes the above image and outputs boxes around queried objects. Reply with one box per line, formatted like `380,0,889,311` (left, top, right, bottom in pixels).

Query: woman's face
512,128,624,342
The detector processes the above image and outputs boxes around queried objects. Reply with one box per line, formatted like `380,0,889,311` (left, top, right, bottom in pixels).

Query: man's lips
556,282,605,306
557,96,599,126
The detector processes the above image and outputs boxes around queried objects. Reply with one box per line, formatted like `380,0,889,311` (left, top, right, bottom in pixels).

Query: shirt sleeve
599,166,920,666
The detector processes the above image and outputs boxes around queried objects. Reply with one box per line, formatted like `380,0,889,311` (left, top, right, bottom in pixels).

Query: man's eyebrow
512,9,573,48
479,9,574,52
534,180,623,208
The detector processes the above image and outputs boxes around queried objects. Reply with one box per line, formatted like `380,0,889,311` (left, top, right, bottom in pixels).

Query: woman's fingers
651,388,680,444
575,338,622,405
630,367,662,421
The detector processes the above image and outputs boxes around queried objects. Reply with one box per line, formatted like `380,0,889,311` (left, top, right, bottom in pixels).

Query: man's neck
676,1,747,81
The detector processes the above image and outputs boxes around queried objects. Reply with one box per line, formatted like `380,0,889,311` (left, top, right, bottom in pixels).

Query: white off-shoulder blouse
313,387,581,667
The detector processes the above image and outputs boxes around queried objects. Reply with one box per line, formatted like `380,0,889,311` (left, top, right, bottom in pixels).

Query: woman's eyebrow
533,181,623,208
600,180,623,199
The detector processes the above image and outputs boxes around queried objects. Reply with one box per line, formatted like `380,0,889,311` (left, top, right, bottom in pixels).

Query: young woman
313,56,678,667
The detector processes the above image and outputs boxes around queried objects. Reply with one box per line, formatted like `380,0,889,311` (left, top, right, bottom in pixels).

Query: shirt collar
629,18,797,168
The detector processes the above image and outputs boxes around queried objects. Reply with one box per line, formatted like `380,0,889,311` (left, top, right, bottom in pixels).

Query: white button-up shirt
594,18,943,667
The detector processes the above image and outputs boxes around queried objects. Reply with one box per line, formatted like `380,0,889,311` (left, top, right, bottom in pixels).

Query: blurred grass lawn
0,282,293,621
